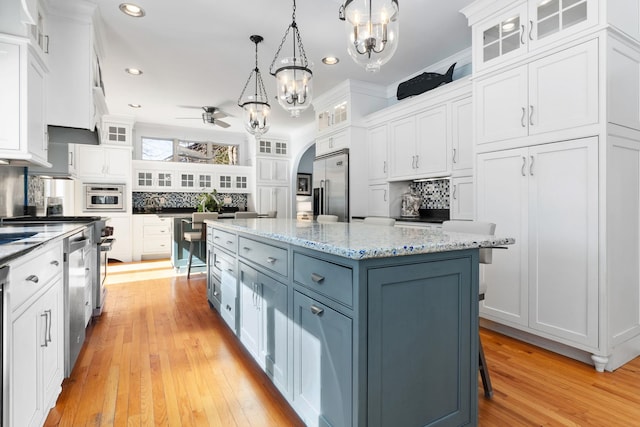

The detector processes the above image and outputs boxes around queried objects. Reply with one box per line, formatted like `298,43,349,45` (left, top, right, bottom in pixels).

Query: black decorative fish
396,63,456,100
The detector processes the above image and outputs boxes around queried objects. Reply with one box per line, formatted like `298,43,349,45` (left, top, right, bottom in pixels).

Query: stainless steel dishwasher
65,229,92,376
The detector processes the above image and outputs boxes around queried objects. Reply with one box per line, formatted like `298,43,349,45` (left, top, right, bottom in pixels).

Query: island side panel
366,250,479,427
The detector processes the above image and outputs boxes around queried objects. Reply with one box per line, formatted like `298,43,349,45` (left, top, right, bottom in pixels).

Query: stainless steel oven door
84,184,125,211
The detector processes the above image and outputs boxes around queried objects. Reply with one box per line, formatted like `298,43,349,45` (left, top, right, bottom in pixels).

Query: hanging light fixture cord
269,0,310,75
237,36,269,108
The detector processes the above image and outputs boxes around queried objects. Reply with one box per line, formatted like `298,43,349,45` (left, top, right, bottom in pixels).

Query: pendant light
237,35,271,136
339,0,399,72
269,0,313,118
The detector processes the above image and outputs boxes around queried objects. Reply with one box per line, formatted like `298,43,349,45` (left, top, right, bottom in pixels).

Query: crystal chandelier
237,35,271,136
339,0,399,72
269,0,313,117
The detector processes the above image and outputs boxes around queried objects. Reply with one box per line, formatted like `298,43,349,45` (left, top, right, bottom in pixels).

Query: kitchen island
205,218,513,427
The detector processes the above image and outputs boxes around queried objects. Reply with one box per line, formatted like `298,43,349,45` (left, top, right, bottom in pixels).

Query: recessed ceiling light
128,103,142,108
322,56,340,65
119,3,145,17
125,68,143,75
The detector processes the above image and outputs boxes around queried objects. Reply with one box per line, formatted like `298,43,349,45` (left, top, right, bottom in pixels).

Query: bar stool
442,220,496,398
235,211,258,219
317,214,338,223
183,212,219,279
364,216,396,226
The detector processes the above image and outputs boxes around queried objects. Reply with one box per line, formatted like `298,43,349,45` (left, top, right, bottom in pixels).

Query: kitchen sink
0,231,37,244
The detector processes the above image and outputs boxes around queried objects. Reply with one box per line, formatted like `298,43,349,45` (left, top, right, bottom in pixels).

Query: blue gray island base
204,219,511,426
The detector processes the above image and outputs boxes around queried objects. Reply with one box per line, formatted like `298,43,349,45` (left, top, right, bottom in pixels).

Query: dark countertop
0,223,90,266
351,216,445,224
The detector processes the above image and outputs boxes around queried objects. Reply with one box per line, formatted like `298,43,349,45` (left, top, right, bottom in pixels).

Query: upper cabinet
464,0,597,72
475,38,598,148
316,97,349,135
101,115,134,146
46,1,107,130
257,138,289,157
0,36,49,166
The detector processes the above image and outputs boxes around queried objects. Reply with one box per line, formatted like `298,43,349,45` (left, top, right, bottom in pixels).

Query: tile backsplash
409,179,450,209
132,192,247,210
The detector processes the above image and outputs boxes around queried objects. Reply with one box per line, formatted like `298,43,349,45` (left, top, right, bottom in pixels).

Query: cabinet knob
50,260,59,266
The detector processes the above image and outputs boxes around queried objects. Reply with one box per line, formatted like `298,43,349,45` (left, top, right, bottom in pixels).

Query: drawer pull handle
50,260,59,266
214,236,220,239
40,312,49,347
226,268,233,273
226,240,234,245
213,291,219,296
226,304,232,312
266,257,276,264
310,305,324,316
243,247,251,251
45,309,52,343
311,273,325,283
27,275,39,283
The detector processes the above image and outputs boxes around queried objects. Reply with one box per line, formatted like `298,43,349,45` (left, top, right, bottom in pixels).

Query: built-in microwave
84,184,126,211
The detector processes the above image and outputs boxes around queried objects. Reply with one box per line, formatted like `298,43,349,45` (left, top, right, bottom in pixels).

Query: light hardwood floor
44,261,640,426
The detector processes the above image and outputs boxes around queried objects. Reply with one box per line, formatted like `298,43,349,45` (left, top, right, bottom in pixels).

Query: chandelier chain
269,0,309,75
237,36,270,107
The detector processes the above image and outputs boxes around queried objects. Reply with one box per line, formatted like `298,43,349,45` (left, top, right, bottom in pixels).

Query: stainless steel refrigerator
313,149,349,222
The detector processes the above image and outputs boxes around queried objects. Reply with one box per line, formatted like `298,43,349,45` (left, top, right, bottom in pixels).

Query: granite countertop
205,218,515,260
0,223,89,265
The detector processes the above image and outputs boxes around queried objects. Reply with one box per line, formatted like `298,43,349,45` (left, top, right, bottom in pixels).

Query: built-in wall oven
84,184,126,212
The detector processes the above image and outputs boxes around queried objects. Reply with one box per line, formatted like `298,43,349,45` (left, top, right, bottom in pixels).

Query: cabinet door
388,116,417,180
451,97,474,174
259,273,288,394
257,186,289,217
528,39,598,137
293,291,352,427
27,53,47,163
368,184,390,217
476,148,529,326
11,300,44,427
75,145,106,179
450,176,474,220
415,105,448,177
367,257,475,427
135,170,155,190
239,264,260,360
257,158,289,184
367,125,388,182
528,0,595,51
106,215,132,262
527,138,598,346
476,65,528,145
0,42,20,151
207,247,221,310
104,147,131,180
472,3,528,71
40,279,64,410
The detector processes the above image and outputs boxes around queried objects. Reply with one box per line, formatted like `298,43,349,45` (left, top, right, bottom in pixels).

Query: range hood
28,126,100,178
47,125,100,145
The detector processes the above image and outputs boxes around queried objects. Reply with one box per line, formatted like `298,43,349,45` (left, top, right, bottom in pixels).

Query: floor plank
44,260,640,426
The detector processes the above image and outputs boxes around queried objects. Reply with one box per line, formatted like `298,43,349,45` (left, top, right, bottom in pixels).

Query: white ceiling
96,0,474,137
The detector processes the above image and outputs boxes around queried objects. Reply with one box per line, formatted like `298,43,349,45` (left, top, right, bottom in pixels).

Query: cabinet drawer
239,236,288,277
212,246,236,279
142,237,171,253
143,215,171,225
143,224,171,237
293,253,353,307
10,243,63,312
213,228,237,253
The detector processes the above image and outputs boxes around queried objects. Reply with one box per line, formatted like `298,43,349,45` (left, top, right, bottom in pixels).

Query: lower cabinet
9,241,64,427
239,262,288,395
450,176,474,220
292,290,352,427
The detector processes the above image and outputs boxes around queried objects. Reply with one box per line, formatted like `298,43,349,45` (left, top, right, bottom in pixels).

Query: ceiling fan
176,106,231,128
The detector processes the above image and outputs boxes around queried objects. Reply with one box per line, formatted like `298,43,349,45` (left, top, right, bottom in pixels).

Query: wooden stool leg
187,241,194,279
479,335,493,398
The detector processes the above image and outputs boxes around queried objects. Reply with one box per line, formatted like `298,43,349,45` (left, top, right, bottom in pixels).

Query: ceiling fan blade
215,120,231,128
211,111,227,119
177,105,204,109
175,117,200,119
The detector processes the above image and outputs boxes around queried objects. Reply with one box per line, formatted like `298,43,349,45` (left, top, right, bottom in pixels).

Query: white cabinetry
315,129,349,158
0,37,49,166
476,137,598,347
132,215,172,261
46,3,106,130
450,176,474,220
451,96,474,176
256,158,289,184
106,214,132,262
8,241,64,427
256,186,289,217
465,0,596,72
75,144,132,182
101,116,134,146
388,106,448,180
367,125,388,183
476,38,598,147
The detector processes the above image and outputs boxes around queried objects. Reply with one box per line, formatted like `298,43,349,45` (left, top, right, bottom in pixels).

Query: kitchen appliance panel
84,184,125,212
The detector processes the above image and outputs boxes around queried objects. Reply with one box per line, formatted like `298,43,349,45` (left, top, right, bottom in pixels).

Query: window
141,137,238,165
